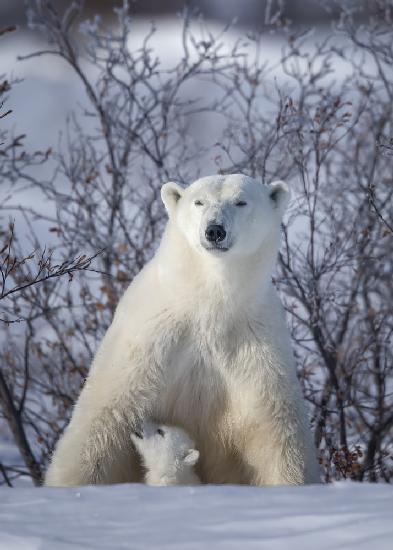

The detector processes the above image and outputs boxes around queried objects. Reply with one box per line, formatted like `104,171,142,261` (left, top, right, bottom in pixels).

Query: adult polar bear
45,174,320,486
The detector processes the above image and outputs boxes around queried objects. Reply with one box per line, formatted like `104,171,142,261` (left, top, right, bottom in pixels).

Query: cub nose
205,224,226,243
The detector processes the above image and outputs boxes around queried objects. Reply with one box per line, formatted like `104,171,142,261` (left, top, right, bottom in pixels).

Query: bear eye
194,200,204,206
235,200,247,207
156,428,165,437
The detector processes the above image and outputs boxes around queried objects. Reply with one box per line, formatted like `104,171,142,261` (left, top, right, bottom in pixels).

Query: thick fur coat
45,174,320,487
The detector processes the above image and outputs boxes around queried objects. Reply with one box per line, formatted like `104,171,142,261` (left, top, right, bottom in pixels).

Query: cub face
131,421,199,471
161,174,290,258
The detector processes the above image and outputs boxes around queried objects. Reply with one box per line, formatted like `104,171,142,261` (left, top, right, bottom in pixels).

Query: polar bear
45,173,320,487
130,421,200,485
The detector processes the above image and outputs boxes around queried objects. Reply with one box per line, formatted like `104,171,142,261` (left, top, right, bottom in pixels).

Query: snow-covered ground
1,482,392,549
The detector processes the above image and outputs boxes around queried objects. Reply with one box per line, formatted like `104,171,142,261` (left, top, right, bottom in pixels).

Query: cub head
131,421,199,472
161,173,290,257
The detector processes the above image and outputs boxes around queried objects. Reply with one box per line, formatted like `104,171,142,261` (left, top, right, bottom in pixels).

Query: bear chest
153,316,267,430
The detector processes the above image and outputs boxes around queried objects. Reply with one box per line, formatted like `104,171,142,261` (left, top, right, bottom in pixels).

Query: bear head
161,173,290,258
131,421,199,475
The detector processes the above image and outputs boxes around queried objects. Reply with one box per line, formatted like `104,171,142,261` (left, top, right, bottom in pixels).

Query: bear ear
268,180,290,213
161,182,184,215
183,448,199,467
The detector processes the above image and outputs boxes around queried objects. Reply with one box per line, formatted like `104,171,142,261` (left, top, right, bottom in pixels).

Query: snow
1,482,392,549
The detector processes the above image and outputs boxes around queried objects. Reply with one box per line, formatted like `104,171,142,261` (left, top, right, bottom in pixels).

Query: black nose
205,224,226,243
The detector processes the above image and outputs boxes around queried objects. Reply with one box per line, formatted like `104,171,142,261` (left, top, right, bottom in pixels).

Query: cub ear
268,180,290,213
161,182,184,215
183,449,199,467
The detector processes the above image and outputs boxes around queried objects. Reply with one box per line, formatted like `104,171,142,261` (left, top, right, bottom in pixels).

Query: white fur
45,173,320,487
130,421,200,485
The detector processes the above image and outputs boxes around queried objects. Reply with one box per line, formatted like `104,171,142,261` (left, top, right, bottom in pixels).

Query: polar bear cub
131,421,200,486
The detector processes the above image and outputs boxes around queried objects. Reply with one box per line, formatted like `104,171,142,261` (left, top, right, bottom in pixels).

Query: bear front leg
240,393,320,486
45,403,142,486
45,363,154,486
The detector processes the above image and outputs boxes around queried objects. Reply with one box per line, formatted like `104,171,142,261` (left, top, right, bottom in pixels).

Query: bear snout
205,224,227,243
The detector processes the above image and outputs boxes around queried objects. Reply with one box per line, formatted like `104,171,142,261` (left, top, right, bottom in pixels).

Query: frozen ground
1,482,393,550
